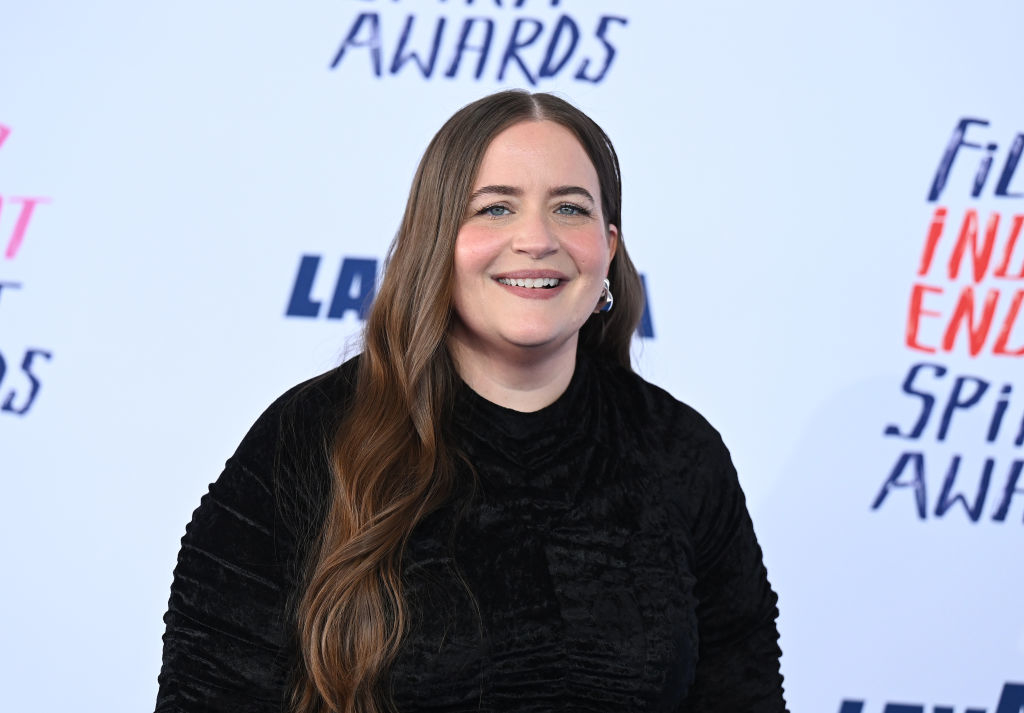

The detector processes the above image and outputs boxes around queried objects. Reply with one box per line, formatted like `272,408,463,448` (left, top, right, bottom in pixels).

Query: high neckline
456,353,589,429
452,353,597,470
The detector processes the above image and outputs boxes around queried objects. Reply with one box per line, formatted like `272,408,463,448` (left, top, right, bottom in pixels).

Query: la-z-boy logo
284,254,655,338
840,681,1024,713
330,0,628,85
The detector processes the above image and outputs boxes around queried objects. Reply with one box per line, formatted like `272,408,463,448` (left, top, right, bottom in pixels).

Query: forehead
473,120,600,190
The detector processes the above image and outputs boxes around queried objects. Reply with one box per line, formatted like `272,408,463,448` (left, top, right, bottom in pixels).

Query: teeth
497,277,560,288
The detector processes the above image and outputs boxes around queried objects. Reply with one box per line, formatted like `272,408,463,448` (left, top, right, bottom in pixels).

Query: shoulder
232,355,360,469
590,356,728,459
588,357,744,528
219,355,361,536
157,361,362,708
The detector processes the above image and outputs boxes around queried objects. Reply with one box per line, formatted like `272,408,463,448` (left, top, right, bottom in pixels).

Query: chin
502,329,576,352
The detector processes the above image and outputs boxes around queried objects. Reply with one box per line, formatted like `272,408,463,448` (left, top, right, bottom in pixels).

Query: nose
511,210,558,259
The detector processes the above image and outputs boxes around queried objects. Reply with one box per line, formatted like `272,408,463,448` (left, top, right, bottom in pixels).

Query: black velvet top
155,354,786,712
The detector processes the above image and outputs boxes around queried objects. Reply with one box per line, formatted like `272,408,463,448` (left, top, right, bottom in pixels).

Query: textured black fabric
155,354,787,712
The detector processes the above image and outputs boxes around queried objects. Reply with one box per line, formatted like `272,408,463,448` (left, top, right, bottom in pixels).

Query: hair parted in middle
292,90,645,713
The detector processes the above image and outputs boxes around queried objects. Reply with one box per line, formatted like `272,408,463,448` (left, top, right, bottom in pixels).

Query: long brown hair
292,90,645,713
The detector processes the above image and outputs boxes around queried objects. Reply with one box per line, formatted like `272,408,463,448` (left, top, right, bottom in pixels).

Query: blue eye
555,203,590,216
478,204,511,217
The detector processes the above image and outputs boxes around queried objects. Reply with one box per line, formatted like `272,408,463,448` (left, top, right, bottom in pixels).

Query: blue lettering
840,701,988,713
538,15,579,78
638,273,655,339
332,8,626,85
464,1,564,7
391,15,446,77
928,118,990,202
330,12,383,76
991,460,1024,522
873,451,927,518
574,15,627,83
934,455,992,522
994,134,1024,198
971,143,1000,197
327,257,379,320
840,684,1022,713
884,363,946,439
498,17,544,85
996,683,1024,713
445,18,495,79
938,375,989,440
286,255,324,318
987,384,1012,442
0,280,21,306
0,347,51,416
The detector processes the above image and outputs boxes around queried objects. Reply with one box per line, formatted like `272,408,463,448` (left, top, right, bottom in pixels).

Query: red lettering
917,206,947,276
906,283,942,353
0,124,9,150
948,209,1000,282
907,209,1024,357
993,214,1024,279
941,286,999,356
993,289,1024,356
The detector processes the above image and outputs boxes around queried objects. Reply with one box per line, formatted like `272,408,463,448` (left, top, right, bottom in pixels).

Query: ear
607,223,619,264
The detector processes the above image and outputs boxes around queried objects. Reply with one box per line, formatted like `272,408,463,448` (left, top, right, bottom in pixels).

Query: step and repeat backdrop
2,1,1022,711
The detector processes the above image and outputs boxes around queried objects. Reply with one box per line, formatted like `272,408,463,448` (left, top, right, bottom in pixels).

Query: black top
155,354,786,712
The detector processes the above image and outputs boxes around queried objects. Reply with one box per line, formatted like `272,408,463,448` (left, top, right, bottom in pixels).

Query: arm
682,435,788,713
155,383,334,713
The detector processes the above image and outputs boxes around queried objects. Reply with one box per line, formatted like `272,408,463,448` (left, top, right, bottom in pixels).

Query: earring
597,278,614,313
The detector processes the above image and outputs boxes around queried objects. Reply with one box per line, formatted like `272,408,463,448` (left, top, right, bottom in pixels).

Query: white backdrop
1,1,1022,711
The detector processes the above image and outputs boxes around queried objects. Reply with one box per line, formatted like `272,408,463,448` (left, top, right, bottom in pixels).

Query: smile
496,277,561,288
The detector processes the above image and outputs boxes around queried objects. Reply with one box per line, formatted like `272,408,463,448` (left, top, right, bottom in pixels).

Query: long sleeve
681,435,787,712
155,373,341,713
155,354,785,712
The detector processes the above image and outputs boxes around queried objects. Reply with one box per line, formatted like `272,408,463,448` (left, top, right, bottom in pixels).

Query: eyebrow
468,185,596,204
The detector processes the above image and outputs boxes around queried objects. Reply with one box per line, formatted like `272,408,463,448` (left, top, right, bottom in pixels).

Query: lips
493,269,568,284
491,270,569,298
496,276,560,288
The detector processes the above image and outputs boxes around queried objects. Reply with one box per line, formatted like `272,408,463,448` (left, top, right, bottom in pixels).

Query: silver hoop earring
597,278,614,313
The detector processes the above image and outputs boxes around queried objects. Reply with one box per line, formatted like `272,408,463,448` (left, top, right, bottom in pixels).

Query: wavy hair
292,90,644,713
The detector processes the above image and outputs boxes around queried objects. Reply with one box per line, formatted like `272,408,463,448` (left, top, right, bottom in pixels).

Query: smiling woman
449,120,619,411
155,90,788,713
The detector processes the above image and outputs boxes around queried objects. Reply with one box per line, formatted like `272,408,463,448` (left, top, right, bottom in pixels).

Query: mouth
495,277,561,289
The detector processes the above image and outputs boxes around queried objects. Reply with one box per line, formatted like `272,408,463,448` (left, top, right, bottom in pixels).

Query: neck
447,334,578,413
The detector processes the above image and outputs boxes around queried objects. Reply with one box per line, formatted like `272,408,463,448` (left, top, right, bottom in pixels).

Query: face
449,120,618,366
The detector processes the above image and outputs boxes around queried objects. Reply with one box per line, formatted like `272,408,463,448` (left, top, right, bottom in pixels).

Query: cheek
453,229,498,276
574,232,613,273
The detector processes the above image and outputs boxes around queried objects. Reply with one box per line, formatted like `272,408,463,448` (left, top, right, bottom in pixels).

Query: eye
476,204,512,218
555,203,591,217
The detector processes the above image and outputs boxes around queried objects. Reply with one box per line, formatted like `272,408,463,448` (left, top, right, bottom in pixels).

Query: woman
156,90,787,713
